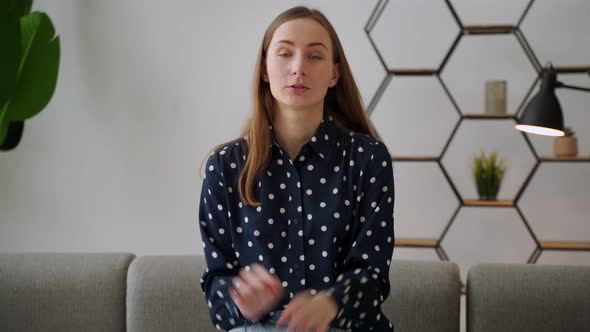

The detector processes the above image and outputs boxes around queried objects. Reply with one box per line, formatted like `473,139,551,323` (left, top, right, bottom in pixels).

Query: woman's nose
290,56,307,76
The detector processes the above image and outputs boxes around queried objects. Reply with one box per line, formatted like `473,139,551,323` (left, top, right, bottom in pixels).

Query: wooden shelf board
463,113,515,119
392,156,439,162
464,200,514,207
464,24,514,34
389,68,437,76
395,238,438,248
540,156,590,162
540,241,590,251
544,65,590,74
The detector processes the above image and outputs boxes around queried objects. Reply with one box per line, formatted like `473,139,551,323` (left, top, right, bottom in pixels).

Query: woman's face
265,18,339,112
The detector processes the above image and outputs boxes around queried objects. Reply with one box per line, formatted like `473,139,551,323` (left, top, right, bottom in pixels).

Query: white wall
1,0,589,269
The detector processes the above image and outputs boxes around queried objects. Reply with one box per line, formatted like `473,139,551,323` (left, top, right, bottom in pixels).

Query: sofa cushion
0,252,134,332
382,259,461,332
127,255,460,332
126,255,216,332
467,263,590,332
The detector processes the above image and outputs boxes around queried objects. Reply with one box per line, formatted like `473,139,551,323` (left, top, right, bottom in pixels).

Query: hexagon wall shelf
365,0,590,288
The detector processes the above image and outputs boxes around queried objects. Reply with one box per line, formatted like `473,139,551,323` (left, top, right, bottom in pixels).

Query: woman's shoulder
341,129,390,157
210,137,247,156
203,137,248,177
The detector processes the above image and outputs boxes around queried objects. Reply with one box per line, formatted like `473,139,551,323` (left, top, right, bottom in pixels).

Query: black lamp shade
516,72,564,136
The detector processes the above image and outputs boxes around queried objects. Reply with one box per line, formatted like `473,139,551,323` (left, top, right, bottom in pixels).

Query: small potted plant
472,151,507,201
554,126,578,158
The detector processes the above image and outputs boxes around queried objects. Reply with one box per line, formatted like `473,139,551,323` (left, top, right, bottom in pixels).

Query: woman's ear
330,64,340,87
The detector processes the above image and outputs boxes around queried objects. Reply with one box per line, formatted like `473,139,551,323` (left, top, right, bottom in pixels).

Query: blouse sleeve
327,142,395,330
198,151,247,331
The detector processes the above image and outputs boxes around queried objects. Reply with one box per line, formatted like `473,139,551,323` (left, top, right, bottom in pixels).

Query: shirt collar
270,108,341,160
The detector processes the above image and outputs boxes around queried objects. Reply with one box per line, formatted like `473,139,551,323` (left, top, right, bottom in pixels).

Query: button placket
296,151,318,290
287,161,306,294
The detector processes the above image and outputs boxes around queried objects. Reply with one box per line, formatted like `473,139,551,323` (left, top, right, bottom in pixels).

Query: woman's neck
272,104,323,161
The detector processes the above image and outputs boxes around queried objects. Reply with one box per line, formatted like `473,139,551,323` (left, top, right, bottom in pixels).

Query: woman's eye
278,53,289,57
309,55,322,60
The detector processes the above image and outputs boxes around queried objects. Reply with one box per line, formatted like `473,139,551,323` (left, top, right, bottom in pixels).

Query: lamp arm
556,82,590,93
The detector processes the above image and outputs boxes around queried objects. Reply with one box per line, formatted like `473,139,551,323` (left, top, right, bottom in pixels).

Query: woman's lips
287,85,309,93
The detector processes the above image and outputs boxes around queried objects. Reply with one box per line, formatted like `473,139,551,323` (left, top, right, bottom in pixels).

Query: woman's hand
229,263,284,322
275,290,339,332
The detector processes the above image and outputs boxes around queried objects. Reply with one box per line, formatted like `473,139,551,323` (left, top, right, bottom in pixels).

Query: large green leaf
6,11,60,122
0,16,21,110
0,0,30,146
0,118,8,145
0,0,32,19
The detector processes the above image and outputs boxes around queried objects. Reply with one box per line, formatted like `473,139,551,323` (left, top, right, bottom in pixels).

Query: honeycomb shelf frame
364,0,590,271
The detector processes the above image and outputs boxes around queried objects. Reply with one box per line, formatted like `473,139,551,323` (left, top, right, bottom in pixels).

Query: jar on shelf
485,80,507,114
554,127,578,158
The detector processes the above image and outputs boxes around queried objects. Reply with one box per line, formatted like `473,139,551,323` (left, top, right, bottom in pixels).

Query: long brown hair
208,6,377,206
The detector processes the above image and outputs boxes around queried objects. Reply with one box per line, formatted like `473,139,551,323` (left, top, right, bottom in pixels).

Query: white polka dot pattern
198,111,395,331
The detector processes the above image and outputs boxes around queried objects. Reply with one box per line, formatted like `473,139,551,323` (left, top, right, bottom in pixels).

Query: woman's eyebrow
275,40,328,50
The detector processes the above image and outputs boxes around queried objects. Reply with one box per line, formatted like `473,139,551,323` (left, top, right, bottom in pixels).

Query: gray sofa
467,263,590,332
1,253,588,332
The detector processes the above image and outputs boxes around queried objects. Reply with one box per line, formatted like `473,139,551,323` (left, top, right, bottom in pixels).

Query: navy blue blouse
198,110,395,331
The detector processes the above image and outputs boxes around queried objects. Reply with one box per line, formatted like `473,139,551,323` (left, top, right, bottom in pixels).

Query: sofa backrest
467,263,590,332
127,255,461,332
0,252,134,332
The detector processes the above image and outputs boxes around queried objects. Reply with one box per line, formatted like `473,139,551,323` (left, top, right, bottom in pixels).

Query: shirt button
294,219,299,225
293,263,300,270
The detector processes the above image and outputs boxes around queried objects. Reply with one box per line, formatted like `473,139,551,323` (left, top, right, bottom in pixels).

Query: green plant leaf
0,0,33,21
0,16,21,110
6,11,60,122
472,150,508,200
0,0,33,18
17,0,33,17
0,118,8,145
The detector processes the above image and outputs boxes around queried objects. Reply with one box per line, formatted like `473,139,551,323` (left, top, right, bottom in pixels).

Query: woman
199,6,395,332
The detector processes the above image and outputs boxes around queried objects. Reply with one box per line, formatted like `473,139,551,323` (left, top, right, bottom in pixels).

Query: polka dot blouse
199,110,395,331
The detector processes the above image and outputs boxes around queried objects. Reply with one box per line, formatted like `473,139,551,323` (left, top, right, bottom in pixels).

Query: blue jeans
228,310,347,332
